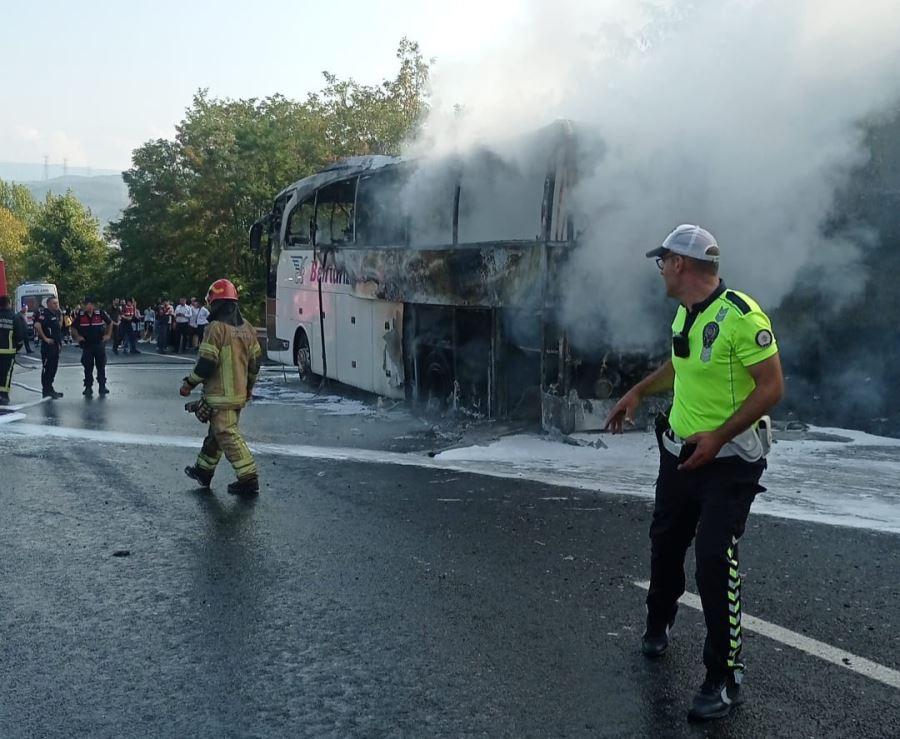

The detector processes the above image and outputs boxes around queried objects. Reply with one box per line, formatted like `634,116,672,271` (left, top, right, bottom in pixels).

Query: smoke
409,0,900,352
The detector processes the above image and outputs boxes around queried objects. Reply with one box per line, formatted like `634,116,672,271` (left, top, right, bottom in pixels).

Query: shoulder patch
725,291,751,315
755,329,774,348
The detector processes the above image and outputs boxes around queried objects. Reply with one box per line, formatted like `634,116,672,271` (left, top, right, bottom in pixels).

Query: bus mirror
249,222,263,252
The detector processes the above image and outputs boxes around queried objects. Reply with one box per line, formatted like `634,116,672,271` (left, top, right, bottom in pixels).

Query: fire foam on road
3,420,898,534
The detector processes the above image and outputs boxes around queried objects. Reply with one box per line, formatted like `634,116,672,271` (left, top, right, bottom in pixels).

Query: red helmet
206,278,238,303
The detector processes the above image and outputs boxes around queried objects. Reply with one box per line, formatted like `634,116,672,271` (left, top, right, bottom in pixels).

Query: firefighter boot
641,618,674,658
688,672,744,721
184,465,213,488
98,384,110,395
227,476,259,497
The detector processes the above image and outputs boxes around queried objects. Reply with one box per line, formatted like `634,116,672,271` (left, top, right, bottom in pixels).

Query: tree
108,38,431,320
0,180,39,225
0,207,28,289
26,192,109,305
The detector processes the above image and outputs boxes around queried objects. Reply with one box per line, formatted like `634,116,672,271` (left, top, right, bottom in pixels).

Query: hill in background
25,174,129,226
0,163,128,226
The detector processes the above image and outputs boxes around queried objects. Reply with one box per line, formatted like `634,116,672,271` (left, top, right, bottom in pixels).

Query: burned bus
250,122,653,431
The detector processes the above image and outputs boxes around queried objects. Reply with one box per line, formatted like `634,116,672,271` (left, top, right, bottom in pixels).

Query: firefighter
0,295,25,405
70,296,112,396
605,225,784,721
34,296,64,399
181,278,262,496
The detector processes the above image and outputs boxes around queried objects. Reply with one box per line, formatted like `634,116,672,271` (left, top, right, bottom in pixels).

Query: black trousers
0,352,14,394
174,322,189,352
647,433,765,679
41,343,60,392
81,343,107,387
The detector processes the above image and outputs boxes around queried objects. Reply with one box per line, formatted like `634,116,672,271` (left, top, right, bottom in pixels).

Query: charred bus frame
250,124,642,431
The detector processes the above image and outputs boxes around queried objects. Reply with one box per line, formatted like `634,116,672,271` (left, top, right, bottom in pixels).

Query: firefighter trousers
195,408,258,482
41,343,60,393
0,352,14,394
646,437,766,679
80,343,107,387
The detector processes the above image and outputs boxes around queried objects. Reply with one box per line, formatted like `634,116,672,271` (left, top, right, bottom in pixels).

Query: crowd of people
48,296,211,355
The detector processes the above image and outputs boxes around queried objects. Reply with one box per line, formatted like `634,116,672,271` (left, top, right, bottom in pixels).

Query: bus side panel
336,295,374,391
371,302,405,399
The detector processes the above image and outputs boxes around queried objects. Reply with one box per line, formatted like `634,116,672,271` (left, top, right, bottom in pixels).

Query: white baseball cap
646,224,720,262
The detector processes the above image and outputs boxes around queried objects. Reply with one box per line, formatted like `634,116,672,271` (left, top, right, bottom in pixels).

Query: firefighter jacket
186,318,261,409
0,308,25,354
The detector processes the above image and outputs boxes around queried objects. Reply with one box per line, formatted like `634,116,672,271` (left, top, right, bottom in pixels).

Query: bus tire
294,329,313,384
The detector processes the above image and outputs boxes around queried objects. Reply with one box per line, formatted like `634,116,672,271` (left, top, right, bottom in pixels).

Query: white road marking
633,581,900,690
1,422,619,493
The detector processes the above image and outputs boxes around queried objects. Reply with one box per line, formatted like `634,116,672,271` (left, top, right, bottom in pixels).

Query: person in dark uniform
70,296,112,396
33,296,65,399
0,295,25,405
606,225,784,722
17,305,34,354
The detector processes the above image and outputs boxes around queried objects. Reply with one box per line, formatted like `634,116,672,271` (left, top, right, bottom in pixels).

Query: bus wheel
295,330,313,383
422,350,453,411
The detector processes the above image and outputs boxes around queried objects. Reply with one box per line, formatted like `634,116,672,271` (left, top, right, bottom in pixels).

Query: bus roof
276,155,403,203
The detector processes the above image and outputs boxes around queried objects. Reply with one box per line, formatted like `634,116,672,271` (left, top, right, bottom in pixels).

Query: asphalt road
0,347,898,738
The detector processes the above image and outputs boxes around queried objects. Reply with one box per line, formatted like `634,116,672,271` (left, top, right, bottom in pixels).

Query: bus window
356,169,409,247
315,178,357,246
286,198,316,246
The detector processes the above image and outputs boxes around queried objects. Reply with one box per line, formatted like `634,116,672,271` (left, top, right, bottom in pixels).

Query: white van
15,282,59,333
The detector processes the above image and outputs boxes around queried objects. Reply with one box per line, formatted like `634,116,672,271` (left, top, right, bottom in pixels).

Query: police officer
34,296,64,399
70,296,112,396
606,225,784,721
0,295,25,405
181,279,262,496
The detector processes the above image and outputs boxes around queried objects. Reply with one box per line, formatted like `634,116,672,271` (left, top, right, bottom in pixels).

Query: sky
0,0,528,170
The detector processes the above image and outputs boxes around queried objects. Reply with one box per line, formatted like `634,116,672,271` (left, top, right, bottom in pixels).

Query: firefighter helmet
206,278,239,303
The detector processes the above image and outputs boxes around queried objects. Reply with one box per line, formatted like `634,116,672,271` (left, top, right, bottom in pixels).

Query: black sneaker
688,672,744,721
184,465,213,488
641,621,673,658
43,390,64,399
227,477,259,496
83,386,93,396
98,385,110,395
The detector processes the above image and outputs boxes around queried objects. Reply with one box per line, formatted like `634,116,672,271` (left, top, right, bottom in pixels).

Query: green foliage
109,38,431,322
26,192,109,305
0,180,39,225
0,206,28,289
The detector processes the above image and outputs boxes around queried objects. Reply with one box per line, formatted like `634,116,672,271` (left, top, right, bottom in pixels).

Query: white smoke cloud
411,0,900,350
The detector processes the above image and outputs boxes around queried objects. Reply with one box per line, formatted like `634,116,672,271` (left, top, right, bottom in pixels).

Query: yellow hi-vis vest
669,283,778,439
